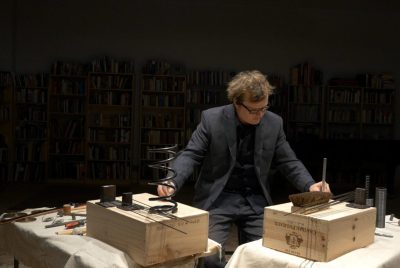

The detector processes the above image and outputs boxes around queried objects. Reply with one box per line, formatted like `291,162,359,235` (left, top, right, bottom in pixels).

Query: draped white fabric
226,215,400,268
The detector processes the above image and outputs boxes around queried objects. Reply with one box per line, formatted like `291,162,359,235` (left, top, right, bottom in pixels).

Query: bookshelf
13,73,49,182
48,62,88,181
139,61,187,182
0,72,13,182
326,74,395,140
287,62,324,141
323,74,396,192
185,70,233,141
266,74,286,119
86,57,135,182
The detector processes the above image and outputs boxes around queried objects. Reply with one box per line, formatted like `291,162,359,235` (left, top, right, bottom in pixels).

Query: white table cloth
227,215,400,268
0,208,220,268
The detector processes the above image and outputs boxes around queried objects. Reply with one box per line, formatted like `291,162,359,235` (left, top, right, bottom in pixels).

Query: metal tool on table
321,157,327,192
0,208,59,224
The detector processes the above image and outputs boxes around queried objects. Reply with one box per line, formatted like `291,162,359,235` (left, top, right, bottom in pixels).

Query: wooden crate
263,202,376,262
86,193,209,267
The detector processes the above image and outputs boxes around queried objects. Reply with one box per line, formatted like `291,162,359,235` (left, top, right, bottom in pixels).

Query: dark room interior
1,1,400,267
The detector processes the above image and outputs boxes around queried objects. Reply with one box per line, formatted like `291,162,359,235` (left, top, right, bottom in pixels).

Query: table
0,208,220,268
226,215,400,268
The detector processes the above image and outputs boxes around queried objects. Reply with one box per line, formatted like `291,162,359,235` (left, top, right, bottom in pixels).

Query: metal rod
321,157,327,192
130,210,187,235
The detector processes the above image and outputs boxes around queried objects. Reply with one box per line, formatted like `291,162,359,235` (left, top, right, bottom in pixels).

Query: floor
1,181,399,267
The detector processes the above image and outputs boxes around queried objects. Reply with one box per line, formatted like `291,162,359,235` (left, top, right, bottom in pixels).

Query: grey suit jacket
171,104,315,211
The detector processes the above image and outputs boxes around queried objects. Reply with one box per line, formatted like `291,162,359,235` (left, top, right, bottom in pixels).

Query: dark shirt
224,121,260,193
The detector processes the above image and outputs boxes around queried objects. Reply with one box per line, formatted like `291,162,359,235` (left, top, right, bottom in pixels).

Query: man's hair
227,70,274,103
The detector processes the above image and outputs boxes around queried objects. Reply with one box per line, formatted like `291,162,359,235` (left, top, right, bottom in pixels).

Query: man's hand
309,181,331,193
157,180,176,196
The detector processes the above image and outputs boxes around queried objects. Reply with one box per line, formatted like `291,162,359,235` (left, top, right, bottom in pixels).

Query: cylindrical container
63,204,72,215
122,192,133,206
375,187,387,228
100,185,116,202
354,187,366,206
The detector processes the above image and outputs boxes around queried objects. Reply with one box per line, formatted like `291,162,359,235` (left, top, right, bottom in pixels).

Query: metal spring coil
147,144,178,213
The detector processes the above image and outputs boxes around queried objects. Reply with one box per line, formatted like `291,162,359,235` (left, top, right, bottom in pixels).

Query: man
157,70,330,267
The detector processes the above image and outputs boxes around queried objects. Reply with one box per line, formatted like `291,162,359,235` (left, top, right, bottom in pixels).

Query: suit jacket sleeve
170,111,210,191
272,119,315,192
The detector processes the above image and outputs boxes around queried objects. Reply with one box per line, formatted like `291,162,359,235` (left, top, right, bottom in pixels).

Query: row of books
15,73,49,88
88,128,131,143
328,89,361,104
142,76,186,92
0,105,10,120
142,60,185,75
289,85,322,104
88,162,130,180
88,145,130,161
142,113,184,128
90,57,135,74
17,107,47,121
290,62,323,86
361,110,393,124
50,119,84,139
15,125,47,140
186,70,234,86
141,130,184,145
49,160,85,180
50,78,86,95
0,148,7,162
89,91,132,106
15,88,47,104
89,74,133,89
289,105,321,122
186,89,224,105
50,99,85,114
142,94,185,107
87,113,131,128
15,142,45,161
51,141,83,155
363,91,393,104
13,162,45,182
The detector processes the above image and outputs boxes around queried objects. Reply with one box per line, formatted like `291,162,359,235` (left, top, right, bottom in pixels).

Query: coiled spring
147,144,178,213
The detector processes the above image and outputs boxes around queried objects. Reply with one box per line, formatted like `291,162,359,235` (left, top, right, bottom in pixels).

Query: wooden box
86,193,209,267
263,202,376,262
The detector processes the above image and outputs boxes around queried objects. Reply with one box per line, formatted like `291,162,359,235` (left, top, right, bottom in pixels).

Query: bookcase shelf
0,59,397,193
185,70,233,142
86,66,135,181
287,62,324,141
0,72,13,182
139,62,187,182
48,63,87,181
326,83,395,140
12,73,49,182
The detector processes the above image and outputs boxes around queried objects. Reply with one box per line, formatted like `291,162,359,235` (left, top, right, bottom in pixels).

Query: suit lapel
254,113,269,178
223,105,237,160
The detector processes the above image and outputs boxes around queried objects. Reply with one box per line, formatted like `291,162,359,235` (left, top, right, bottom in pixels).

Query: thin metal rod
321,157,327,192
130,210,187,235
132,199,190,223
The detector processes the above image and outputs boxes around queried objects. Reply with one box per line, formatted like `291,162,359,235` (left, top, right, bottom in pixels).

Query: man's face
235,97,269,125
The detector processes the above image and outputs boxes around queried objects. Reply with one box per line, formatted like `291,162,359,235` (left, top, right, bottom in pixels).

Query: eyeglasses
240,103,269,114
